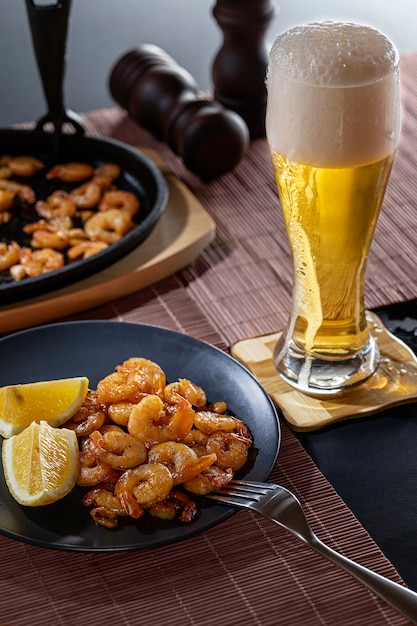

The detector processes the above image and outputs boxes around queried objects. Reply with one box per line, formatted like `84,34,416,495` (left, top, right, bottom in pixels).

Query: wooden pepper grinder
212,0,275,139
109,44,249,181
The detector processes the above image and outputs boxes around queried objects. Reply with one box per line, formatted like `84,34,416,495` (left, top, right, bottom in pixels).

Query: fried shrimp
64,391,106,437
0,241,21,271
0,179,35,203
97,370,145,404
46,162,94,182
148,441,216,485
194,410,252,439
82,485,128,528
89,429,147,469
77,452,120,487
127,393,195,447
115,463,173,517
35,189,77,220
0,165,11,179
206,432,251,471
98,190,140,218
183,466,234,495
0,189,15,211
82,485,127,514
94,163,121,180
67,240,109,259
53,355,254,528
7,155,44,177
148,490,197,523
183,429,209,457
164,378,207,408
84,208,134,243
10,247,64,279
107,401,135,427
24,221,70,251
70,181,103,209
117,357,166,396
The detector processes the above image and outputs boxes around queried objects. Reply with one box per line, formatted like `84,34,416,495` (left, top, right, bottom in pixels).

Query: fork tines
205,479,275,506
229,479,275,492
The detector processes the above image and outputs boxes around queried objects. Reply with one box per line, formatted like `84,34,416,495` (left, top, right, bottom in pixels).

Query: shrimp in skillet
9,247,64,280
46,162,94,182
35,190,77,220
7,155,44,177
98,190,139,218
0,241,21,271
84,208,134,244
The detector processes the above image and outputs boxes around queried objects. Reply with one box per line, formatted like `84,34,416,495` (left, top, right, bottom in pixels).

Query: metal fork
206,479,417,625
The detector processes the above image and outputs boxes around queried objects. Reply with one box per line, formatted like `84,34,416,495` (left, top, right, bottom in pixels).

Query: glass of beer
266,21,401,394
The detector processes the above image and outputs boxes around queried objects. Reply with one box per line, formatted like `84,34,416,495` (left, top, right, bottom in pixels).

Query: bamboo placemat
231,311,417,431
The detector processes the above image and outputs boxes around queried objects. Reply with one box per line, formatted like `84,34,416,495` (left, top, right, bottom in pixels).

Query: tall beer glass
266,22,401,394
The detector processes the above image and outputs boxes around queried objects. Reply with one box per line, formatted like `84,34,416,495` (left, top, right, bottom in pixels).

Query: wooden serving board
0,149,215,334
231,311,417,431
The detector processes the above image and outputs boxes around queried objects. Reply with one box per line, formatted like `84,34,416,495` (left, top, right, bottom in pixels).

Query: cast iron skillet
0,0,168,305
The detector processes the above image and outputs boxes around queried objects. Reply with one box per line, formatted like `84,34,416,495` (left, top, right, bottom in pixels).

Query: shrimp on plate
182,466,234,495
148,441,217,485
127,393,195,447
107,401,136,427
97,370,145,404
88,429,147,470
183,428,209,457
114,462,173,518
117,357,166,397
77,451,121,487
82,484,128,529
148,490,197,523
164,378,207,409
206,431,251,471
193,410,252,440
64,390,106,437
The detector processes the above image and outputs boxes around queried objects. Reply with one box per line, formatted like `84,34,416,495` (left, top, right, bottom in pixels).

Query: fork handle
310,535,417,624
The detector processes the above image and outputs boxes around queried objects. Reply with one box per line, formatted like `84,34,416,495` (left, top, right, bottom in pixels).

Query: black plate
0,321,280,552
0,130,168,304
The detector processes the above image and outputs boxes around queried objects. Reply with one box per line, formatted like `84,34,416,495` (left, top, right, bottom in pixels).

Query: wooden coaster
0,149,215,334
231,311,417,431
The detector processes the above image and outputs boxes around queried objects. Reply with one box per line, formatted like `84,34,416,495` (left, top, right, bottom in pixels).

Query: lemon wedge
2,420,79,506
0,377,89,438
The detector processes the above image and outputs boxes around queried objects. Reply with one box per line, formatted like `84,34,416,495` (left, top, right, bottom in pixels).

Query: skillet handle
25,0,85,140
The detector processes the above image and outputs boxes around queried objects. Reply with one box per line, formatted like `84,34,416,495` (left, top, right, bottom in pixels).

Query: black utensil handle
25,0,84,139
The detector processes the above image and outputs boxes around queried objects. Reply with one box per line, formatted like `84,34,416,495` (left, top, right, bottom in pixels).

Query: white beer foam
266,22,401,167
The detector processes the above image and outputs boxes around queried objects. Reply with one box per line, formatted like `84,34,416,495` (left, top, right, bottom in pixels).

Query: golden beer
266,22,401,393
